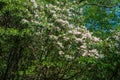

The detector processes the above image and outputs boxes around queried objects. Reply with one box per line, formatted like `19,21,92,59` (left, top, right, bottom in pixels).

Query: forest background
0,0,120,80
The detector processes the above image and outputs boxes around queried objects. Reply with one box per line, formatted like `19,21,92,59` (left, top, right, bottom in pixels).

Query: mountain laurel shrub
0,0,119,80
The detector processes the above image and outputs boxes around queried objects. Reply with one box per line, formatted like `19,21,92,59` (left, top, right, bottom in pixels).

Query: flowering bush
0,0,120,80
27,0,104,79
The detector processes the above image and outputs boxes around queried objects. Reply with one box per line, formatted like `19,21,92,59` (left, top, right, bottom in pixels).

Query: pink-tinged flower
63,37,70,41
89,49,98,54
93,37,100,42
82,35,87,39
75,37,82,42
80,45,86,49
73,30,81,35
22,19,29,23
56,19,69,26
86,32,92,38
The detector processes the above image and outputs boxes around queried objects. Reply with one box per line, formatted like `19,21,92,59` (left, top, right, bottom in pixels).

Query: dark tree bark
2,36,23,80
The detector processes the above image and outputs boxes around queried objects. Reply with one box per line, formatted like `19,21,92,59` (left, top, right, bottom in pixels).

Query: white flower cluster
56,19,69,27
30,1,103,59
21,19,29,23
113,32,120,41
48,21,102,59
30,0,37,8
21,0,39,24
106,31,120,54
72,27,102,58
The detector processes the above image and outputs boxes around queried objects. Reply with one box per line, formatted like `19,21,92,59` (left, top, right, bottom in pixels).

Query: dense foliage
0,0,120,80
83,0,120,39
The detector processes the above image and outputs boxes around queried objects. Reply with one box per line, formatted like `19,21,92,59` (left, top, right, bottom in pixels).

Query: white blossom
59,51,64,55
53,14,57,18
65,55,74,59
50,10,56,13
57,41,64,48
56,19,69,26
49,35,58,40
80,8,83,13
22,19,29,23
63,37,70,41
89,49,98,54
30,0,36,2
113,35,119,41
80,45,87,49
68,30,73,34
75,37,82,42
82,51,88,56
73,30,81,35
30,0,37,8
93,37,100,42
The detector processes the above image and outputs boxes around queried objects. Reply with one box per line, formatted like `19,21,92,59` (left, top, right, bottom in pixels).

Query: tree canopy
0,0,120,80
